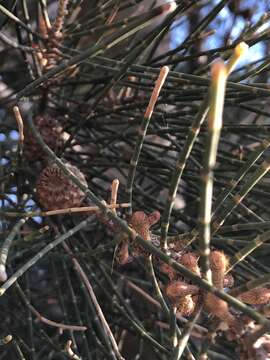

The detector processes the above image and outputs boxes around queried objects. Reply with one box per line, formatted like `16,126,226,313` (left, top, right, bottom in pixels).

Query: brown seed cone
204,293,236,327
180,252,201,276
166,281,199,304
176,295,196,317
24,114,63,161
238,288,270,305
36,162,87,210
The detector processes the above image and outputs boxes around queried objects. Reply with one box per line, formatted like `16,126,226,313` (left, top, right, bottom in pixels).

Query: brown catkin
166,281,199,303
180,252,201,276
238,288,270,305
130,211,151,241
205,293,236,327
210,250,228,289
51,0,68,39
129,211,160,257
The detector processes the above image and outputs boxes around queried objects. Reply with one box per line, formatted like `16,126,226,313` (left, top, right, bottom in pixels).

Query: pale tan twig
13,106,24,152
0,335,12,346
3,202,130,218
144,66,170,119
16,282,87,332
126,66,170,215
111,179,120,215
65,340,81,360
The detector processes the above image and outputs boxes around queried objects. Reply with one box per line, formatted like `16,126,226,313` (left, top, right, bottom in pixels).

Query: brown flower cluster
115,210,270,342
163,250,270,330
115,210,160,265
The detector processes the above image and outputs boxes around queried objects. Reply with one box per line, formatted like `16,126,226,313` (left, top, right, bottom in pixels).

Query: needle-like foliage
1,1,270,359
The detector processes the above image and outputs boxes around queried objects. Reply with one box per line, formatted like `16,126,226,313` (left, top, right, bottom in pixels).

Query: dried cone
36,162,87,210
24,114,63,161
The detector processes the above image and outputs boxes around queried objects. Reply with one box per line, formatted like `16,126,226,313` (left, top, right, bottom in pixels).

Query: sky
171,0,270,67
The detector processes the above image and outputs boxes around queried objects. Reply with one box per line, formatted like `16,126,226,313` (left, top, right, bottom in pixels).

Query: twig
13,106,24,155
0,31,36,51
160,42,249,250
126,66,169,215
0,218,27,282
3,203,130,218
111,179,120,214
70,252,124,360
229,273,270,297
174,306,203,360
0,335,12,346
65,340,81,360
198,61,227,283
0,218,90,295
16,282,87,332
226,230,270,273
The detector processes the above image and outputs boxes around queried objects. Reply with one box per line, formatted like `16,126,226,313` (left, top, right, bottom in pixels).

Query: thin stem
72,257,124,360
0,218,90,295
126,66,169,215
226,230,270,273
15,282,87,332
198,61,227,282
174,306,203,360
0,218,27,282
3,203,130,218
65,340,81,360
